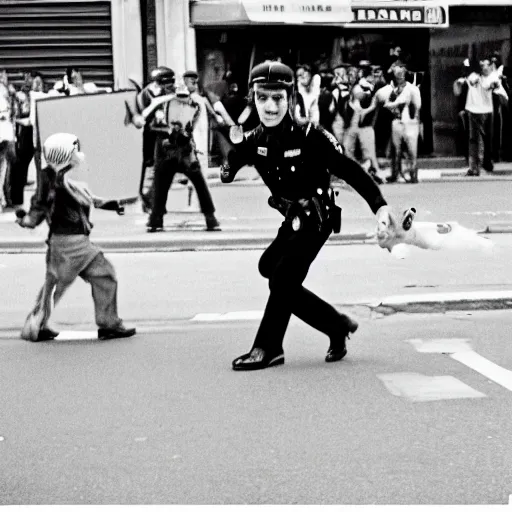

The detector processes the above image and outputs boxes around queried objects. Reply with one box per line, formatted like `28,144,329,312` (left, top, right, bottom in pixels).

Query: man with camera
131,74,221,232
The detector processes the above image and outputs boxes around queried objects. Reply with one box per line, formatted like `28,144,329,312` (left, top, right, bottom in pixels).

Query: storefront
185,0,448,157
0,0,143,90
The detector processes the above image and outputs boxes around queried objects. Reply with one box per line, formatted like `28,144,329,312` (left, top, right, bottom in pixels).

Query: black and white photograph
0,0,512,508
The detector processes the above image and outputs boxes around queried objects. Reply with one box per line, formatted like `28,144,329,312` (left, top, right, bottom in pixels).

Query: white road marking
408,338,472,353
191,313,224,322
55,331,98,340
377,373,486,402
509,494,512,505
408,338,512,392
451,351,512,392
192,311,263,322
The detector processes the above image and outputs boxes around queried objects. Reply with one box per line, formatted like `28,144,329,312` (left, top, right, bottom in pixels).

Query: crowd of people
0,67,111,213
204,51,424,185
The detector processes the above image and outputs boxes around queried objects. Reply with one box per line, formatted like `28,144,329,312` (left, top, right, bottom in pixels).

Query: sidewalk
1,161,511,254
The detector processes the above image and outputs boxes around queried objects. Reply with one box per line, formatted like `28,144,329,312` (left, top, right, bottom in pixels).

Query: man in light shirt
454,55,508,176
295,63,320,126
383,62,422,183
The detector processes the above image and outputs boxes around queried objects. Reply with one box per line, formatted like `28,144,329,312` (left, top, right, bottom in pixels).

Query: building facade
146,0,511,159
0,0,143,90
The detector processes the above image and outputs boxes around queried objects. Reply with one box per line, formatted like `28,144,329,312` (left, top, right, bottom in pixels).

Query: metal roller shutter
0,0,113,89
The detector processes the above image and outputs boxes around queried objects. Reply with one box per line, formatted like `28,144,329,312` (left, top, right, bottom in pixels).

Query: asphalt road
1,311,512,505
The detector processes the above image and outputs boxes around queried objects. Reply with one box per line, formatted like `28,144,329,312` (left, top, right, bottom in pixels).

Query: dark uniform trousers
149,136,215,226
252,218,345,354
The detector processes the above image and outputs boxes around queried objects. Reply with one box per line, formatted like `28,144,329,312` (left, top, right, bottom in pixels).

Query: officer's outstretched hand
220,164,234,184
376,206,416,251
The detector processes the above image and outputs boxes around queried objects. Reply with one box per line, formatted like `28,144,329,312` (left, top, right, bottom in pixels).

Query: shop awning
190,0,354,26
190,0,449,27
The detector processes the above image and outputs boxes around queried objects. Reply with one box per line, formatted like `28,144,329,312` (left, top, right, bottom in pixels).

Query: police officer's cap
150,66,175,85
250,61,294,89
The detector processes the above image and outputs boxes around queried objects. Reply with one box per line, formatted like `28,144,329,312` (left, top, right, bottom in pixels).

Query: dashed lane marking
55,331,98,340
192,311,263,322
377,373,486,402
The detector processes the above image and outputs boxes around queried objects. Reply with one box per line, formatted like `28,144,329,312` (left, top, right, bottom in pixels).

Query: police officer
136,80,221,232
135,66,176,212
221,61,392,371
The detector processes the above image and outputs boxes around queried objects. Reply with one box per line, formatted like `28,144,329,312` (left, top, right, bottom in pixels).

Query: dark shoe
98,325,136,340
386,175,398,184
325,316,359,363
483,162,494,173
147,225,164,233
146,217,164,232
205,214,221,232
36,327,60,342
466,169,480,177
409,168,419,184
232,347,284,371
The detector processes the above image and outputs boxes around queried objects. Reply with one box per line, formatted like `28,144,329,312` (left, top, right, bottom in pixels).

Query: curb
483,222,512,234
0,231,375,253
374,290,512,315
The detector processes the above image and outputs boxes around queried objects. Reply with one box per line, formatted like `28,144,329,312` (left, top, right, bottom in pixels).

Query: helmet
43,133,80,170
150,66,175,85
249,61,294,89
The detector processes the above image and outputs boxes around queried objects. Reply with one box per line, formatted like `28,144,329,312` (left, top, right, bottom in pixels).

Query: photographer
132,83,221,232
454,55,508,176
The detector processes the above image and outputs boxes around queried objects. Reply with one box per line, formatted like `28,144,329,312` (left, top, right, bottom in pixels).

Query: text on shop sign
261,4,333,12
352,6,444,24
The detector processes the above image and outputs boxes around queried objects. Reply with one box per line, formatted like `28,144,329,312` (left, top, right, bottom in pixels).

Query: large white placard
36,91,142,200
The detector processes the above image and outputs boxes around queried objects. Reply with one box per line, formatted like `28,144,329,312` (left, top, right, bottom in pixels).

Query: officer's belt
268,190,341,233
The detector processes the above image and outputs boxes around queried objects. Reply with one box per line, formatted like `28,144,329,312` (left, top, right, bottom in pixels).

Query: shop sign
351,5,448,26
242,0,354,23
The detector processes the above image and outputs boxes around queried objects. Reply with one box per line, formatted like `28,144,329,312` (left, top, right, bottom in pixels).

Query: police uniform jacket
223,114,387,215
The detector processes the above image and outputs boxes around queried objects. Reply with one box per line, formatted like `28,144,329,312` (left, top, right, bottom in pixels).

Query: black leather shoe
232,347,284,371
98,325,136,340
326,316,359,363
36,328,60,341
